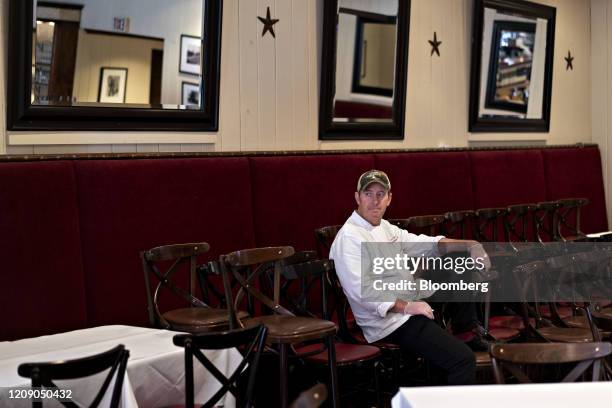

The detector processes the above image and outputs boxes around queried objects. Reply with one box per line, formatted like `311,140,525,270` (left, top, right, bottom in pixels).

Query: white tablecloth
0,325,243,407
391,382,612,408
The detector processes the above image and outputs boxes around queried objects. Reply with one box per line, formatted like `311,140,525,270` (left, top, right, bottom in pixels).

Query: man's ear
388,191,392,205
354,191,360,206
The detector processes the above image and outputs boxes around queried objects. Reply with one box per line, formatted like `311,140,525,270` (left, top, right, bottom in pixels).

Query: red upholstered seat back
469,150,547,208
375,152,474,218
0,145,608,340
0,161,86,340
249,155,375,251
542,147,608,233
75,158,256,327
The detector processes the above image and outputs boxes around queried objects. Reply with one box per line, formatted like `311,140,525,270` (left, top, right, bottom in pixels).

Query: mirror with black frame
8,0,223,131
468,0,555,132
319,0,410,140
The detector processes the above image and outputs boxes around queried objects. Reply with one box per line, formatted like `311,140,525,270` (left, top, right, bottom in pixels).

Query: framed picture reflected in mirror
98,67,127,103
181,81,200,108
179,34,201,76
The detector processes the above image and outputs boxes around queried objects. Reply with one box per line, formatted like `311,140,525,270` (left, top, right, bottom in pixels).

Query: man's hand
470,242,491,272
393,299,434,319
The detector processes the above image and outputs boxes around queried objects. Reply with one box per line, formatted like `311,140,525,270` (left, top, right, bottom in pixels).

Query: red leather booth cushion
0,161,86,340
542,147,608,233
249,155,375,250
375,152,474,218
75,158,256,327
469,150,547,208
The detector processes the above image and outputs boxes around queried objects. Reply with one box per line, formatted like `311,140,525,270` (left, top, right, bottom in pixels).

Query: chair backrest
314,225,342,259
388,214,445,236
18,344,129,408
173,324,268,408
268,250,334,320
556,198,589,242
443,210,476,239
506,203,538,243
141,242,210,328
512,249,601,338
535,201,562,243
314,225,358,342
474,207,509,242
220,246,295,329
490,342,612,383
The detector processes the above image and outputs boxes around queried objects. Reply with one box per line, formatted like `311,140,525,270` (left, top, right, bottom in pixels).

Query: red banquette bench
0,144,607,341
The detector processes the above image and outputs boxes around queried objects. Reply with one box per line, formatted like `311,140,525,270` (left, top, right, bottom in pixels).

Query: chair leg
280,343,289,408
326,335,340,408
373,360,381,408
392,349,400,389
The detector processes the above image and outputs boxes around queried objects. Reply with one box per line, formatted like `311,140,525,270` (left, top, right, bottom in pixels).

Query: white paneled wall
591,0,612,227
0,0,6,155
2,0,594,154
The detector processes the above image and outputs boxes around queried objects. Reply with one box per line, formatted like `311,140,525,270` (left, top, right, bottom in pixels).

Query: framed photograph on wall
179,34,202,75
181,82,201,108
98,67,128,103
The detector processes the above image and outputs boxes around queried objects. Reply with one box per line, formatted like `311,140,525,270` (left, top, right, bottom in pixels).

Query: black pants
383,315,476,385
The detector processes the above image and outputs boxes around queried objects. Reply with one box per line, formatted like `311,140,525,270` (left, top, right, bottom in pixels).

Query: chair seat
245,315,336,343
296,342,381,366
488,327,521,341
475,351,491,367
563,315,590,328
539,305,573,319
489,315,534,330
537,326,593,342
594,308,612,319
350,330,401,351
163,308,249,332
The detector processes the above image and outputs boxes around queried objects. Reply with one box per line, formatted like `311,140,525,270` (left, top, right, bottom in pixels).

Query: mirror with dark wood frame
8,0,222,131
319,0,410,140
468,0,555,132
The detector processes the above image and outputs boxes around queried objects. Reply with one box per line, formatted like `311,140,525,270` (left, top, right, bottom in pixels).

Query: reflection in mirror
485,21,535,114
333,2,397,123
9,0,222,130
469,0,555,132
31,0,202,109
320,0,409,139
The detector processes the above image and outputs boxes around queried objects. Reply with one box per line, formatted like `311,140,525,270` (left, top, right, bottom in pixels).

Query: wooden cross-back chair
268,250,382,407
471,208,522,342
388,214,445,236
18,345,129,408
443,210,476,239
512,256,595,343
506,204,538,244
314,225,403,392
173,324,268,408
474,207,509,242
535,201,562,243
490,342,612,383
556,198,590,242
219,246,339,408
141,242,247,333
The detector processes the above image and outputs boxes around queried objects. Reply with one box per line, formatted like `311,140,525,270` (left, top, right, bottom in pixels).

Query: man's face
355,182,392,226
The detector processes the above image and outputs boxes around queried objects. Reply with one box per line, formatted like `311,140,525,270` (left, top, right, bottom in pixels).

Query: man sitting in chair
330,169,491,385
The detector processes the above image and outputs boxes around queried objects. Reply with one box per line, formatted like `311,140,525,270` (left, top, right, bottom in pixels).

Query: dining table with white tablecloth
391,382,612,408
0,325,243,407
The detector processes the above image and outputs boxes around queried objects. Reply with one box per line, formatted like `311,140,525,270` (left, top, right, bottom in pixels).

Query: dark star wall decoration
428,32,442,57
565,50,574,71
258,6,279,38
